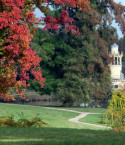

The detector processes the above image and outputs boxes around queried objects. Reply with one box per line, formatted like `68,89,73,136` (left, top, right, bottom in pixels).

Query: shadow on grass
0,127,125,145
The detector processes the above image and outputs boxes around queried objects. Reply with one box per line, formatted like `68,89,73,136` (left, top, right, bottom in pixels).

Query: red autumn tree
0,0,90,101
42,10,80,34
41,0,90,34
0,0,46,101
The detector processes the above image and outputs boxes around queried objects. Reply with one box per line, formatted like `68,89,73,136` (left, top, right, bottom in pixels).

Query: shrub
104,91,125,131
0,113,49,127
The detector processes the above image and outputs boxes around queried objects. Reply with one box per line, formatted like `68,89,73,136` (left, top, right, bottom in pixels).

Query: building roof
111,43,118,48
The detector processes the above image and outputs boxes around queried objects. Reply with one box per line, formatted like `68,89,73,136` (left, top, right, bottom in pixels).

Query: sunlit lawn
0,103,125,145
80,114,105,125
0,103,103,129
54,106,106,113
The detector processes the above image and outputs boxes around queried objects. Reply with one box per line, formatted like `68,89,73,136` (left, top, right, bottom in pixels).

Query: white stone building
109,44,125,89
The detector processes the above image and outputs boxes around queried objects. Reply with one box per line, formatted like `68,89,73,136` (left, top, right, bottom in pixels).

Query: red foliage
26,12,35,22
51,0,90,11
0,0,45,101
42,10,80,34
1,0,25,7
0,0,90,101
41,0,90,34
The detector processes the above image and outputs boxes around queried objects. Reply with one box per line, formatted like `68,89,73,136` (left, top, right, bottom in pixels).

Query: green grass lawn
0,103,125,145
0,127,125,145
0,103,103,130
80,114,105,125
56,107,106,113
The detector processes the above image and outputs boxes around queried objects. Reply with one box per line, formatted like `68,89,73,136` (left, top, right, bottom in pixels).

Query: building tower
109,44,124,89
109,43,123,80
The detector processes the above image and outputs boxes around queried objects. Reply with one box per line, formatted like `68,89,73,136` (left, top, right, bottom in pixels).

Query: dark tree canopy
29,0,121,106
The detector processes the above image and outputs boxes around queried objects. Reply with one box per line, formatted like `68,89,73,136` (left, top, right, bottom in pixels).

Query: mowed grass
0,103,103,130
80,114,105,125
55,107,106,113
0,103,125,145
0,127,125,145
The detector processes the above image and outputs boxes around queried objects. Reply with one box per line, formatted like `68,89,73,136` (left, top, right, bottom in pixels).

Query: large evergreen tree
53,0,118,106
0,0,90,100
30,0,121,106
29,28,73,95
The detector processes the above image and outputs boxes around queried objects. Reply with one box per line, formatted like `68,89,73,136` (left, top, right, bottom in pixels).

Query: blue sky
114,0,125,5
34,0,125,38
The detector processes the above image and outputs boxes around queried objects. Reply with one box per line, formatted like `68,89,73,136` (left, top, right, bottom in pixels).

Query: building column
120,56,122,65
118,57,120,65
113,56,115,65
